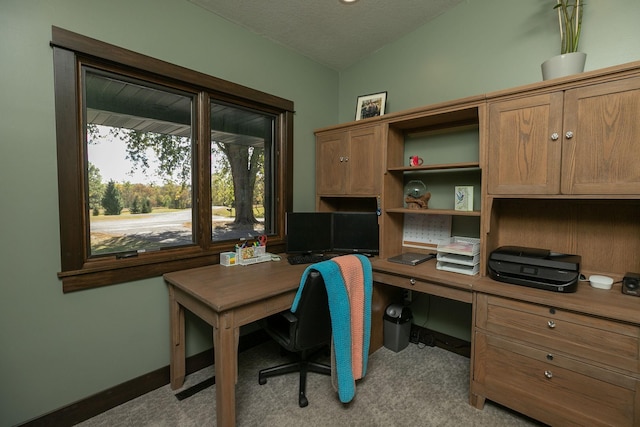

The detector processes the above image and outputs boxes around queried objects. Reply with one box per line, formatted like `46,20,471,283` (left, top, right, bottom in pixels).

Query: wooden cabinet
316,60,640,427
472,293,640,426
487,92,563,194
477,64,640,426
315,125,382,196
562,76,640,194
487,75,640,195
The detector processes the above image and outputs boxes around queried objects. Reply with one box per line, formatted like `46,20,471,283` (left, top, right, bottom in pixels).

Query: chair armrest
279,311,299,338
280,311,298,323
264,310,298,336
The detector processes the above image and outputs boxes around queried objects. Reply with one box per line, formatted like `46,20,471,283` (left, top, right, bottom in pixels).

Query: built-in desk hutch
316,60,640,426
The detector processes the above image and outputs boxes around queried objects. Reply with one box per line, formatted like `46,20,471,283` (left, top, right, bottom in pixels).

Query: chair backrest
294,270,332,350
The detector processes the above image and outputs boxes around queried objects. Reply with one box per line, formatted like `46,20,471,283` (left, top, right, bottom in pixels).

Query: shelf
386,102,480,132
387,208,481,217
388,162,480,173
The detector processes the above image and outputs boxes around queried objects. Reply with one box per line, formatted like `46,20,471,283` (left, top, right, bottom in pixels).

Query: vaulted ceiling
188,0,463,71
88,1,465,141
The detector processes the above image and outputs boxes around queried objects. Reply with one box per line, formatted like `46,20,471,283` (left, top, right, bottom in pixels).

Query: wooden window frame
51,27,293,292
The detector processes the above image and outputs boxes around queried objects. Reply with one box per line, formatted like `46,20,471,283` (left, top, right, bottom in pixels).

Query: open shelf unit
379,98,485,261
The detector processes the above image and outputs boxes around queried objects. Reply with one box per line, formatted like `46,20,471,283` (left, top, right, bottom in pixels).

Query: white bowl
589,275,613,290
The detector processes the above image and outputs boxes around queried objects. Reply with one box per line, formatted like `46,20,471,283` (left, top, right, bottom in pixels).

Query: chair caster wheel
298,395,308,408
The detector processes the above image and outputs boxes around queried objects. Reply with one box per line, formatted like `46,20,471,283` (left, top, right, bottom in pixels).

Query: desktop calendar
402,214,452,249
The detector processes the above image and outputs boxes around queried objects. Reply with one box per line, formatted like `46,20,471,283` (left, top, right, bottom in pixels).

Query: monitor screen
285,212,333,254
332,212,379,254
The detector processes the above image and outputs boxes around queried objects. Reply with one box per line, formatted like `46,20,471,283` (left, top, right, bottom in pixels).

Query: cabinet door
346,126,382,195
562,76,640,194
316,131,348,195
487,93,564,194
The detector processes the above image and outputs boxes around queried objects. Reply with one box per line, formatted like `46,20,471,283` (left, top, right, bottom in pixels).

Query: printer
488,246,581,293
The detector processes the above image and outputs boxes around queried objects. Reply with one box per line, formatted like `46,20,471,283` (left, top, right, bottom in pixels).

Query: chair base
258,356,331,407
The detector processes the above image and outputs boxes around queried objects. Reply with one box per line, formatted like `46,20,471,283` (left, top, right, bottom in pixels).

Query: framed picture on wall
355,91,387,120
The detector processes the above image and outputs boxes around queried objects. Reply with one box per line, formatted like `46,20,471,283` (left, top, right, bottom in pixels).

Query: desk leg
213,312,239,427
169,286,186,389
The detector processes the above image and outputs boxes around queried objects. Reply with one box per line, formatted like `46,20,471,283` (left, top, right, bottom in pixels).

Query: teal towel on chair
292,254,373,403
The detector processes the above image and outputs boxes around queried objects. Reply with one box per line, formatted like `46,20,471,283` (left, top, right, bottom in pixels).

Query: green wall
1,0,639,424
0,1,335,425
338,0,640,121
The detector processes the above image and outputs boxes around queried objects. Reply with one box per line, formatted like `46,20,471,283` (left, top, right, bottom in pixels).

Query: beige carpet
75,341,544,426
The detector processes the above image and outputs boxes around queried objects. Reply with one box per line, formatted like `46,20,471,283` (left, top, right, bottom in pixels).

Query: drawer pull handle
551,132,559,141
547,320,556,329
544,370,553,379
546,353,554,361
409,278,416,286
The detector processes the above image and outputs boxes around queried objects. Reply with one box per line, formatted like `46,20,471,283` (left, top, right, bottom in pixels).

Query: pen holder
236,245,269,265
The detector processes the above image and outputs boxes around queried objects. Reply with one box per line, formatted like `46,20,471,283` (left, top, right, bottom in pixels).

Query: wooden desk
163,261,308,427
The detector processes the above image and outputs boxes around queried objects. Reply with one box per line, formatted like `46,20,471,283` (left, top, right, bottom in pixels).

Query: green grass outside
91,206,265,221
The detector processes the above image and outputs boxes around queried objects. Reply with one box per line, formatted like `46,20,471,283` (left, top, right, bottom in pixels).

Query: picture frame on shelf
355,91,387,120
454,186,474,211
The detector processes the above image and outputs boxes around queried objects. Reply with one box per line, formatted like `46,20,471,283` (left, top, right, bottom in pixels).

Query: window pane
210,101,275,242
85,68,195,256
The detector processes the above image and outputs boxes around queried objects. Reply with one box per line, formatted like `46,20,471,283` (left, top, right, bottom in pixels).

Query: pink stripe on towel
334,255,365,380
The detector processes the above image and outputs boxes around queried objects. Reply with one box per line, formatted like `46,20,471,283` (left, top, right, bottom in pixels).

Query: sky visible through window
89,132,162,185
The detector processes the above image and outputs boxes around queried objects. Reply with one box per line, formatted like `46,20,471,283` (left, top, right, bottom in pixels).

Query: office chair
258,270,332,408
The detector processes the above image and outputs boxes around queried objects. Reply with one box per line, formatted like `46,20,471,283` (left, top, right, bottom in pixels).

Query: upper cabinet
316,124,383,196
486,92,563,195
562,76,640,195
487,75,640,196
314,61,640,279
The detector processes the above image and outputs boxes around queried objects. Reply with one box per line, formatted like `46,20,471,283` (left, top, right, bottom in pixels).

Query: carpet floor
75,341,544,426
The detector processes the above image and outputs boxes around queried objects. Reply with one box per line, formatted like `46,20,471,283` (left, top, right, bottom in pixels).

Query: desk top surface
371,258,640,325
164,256,640,325
163,260,308,312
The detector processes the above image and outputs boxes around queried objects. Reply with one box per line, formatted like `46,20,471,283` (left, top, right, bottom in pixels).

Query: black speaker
622,272,640,296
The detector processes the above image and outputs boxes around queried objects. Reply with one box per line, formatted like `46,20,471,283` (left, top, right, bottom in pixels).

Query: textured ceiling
188,0,463,71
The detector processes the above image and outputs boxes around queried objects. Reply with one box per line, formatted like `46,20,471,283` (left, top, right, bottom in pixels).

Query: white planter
541,52,587,81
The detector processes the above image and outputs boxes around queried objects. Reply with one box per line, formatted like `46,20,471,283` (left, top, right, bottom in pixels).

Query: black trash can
383,304,413,352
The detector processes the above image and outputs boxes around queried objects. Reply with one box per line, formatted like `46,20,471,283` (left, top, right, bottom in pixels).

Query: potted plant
541,0,586,80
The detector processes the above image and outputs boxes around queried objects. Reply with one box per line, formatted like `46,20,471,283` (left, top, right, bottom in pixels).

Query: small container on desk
220,251,237,267
436,236,480,276
236,245,271,265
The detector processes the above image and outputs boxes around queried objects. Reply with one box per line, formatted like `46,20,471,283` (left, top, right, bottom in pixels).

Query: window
85,68,197,256
52,27,293,292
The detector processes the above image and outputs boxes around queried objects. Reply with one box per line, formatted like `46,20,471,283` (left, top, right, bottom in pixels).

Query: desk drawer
373,271,471,303
476,294,640,373
473,332,638,427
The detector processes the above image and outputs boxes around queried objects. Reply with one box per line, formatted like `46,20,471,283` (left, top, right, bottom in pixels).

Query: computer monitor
285,212,333,254
332,212,379,255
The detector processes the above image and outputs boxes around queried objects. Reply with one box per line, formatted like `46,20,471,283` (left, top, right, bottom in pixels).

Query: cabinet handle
409,278,416,286
547,320,556,329
344,156,349,162
546,353,554,361
551,132,559,141
544,370,553,379
565,131,574,139
339,156,344,162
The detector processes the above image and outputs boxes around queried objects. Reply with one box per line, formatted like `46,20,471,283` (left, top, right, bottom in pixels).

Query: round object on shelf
404,180,430,209
405,180,427,198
